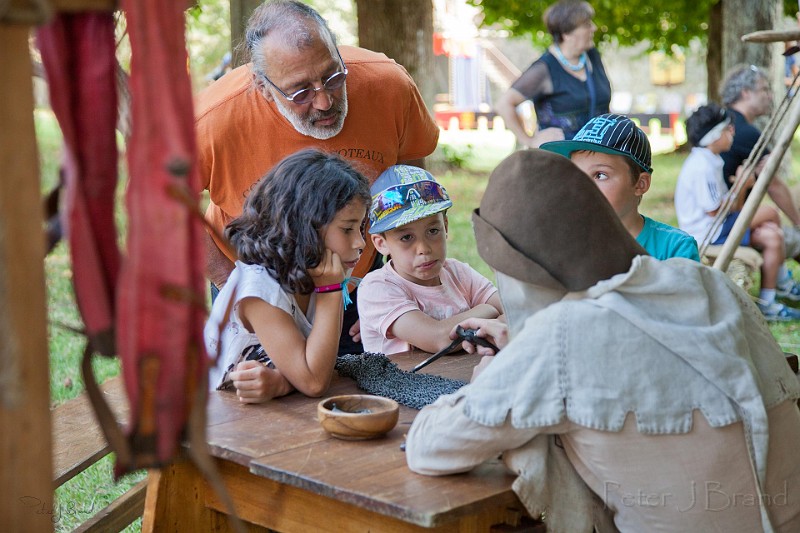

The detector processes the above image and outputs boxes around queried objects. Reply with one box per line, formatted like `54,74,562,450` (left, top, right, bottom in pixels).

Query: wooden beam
51,0,116,11
74,480,147,533
0,24,52,533
742,29,800,43
48,1,198,14
0,1,114,25
52,377,129,487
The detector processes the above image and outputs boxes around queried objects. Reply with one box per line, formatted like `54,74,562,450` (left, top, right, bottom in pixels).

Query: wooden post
0,24,52,533
1,3,115,531
713,95,800,272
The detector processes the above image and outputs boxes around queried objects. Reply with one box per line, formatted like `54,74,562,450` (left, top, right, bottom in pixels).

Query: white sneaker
758,301,800,321
777,277,800,302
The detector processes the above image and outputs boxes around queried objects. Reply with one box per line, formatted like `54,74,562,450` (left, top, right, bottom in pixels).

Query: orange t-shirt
195,46,440,280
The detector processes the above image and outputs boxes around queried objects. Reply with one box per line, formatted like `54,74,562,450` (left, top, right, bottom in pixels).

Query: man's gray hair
721,64,767,107
245,0,337,80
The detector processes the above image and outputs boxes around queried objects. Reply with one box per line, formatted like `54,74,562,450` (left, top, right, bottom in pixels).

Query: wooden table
141,351,537,532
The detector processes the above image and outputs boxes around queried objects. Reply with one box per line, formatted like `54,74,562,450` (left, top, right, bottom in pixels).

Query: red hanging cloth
37,13,120,357
116,0,208,472
38,2,209,475
37,6,248,527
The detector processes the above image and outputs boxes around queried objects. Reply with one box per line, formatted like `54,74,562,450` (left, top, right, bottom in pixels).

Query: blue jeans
712,212,752,247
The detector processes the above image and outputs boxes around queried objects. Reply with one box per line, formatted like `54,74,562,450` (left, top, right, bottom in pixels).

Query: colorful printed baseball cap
540,113,653,173
368,165,452,234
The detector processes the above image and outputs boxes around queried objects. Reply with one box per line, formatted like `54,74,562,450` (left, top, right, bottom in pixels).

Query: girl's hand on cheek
309,249,345,288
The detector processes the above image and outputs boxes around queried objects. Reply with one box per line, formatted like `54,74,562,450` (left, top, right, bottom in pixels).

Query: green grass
37,110,145,533
641,151,686,227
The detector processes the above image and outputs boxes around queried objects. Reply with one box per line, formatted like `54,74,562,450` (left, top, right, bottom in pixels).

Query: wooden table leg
141,459,244,533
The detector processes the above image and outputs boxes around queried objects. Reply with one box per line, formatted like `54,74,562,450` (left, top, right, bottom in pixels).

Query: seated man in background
406,149,800,533
721,64,800,259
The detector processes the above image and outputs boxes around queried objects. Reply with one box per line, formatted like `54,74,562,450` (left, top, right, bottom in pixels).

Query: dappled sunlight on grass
437,127,516,172
437,169,493,281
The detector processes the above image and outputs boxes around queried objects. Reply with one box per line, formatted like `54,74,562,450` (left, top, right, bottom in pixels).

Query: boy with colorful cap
357,165,503,355
542,113,700,261
676,103,800,321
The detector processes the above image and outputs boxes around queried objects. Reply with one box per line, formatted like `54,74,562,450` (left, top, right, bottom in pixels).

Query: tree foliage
186,1,231,86
469,0,795,52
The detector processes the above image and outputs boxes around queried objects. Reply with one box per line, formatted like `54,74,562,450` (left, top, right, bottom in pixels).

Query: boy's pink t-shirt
357,258,498,354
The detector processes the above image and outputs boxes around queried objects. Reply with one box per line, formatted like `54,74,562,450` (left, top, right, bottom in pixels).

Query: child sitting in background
358,165,503,355
675,103,800,321
205,149,371,401
542,113,700,261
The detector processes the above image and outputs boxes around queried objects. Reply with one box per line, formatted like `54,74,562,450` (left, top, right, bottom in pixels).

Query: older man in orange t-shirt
196,0,439,353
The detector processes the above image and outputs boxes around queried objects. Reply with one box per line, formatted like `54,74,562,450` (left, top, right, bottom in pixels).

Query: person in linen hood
405,149,800,533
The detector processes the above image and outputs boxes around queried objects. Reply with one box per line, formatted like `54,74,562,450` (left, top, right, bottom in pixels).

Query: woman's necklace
553,44,587,72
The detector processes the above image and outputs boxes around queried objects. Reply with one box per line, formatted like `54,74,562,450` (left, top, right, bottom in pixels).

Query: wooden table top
204,351,519,528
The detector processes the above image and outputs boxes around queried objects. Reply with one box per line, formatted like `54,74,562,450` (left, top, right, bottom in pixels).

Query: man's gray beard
272,85,348,140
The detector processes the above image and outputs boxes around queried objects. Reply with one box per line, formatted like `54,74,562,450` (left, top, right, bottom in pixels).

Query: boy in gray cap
542,113,700,261
406,149,800,533
358,165,502,355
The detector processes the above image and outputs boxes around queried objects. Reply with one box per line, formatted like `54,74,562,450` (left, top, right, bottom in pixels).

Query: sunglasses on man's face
264,48,348,105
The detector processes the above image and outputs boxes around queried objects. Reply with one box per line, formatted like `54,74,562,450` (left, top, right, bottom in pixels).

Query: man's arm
766,174,800,226
204,231,235,288
406,393,539,475
391,306,501,354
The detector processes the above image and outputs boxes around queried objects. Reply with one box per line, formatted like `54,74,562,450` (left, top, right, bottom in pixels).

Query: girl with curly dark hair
205,149,371,402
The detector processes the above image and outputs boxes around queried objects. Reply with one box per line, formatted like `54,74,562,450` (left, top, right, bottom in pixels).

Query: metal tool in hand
410,326,500,373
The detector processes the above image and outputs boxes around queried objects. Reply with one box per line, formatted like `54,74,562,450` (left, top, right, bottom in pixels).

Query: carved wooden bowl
317,394,399,440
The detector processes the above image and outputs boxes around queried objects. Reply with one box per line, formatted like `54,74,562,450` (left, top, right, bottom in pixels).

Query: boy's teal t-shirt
636,215,700,261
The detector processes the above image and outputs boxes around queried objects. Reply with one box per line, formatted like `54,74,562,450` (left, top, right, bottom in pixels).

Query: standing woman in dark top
495,0,611,148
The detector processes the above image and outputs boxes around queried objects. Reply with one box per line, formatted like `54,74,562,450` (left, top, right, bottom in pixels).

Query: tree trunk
230,0,261,67
707,1,723,103
355,0,435,109
722,0,781,86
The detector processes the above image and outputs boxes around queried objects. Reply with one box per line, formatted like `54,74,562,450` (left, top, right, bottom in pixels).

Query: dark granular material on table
335,353,467,410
